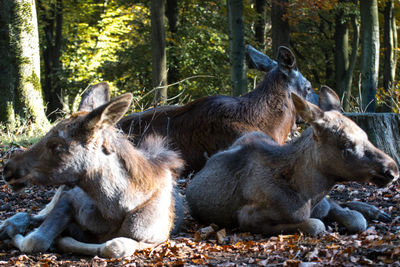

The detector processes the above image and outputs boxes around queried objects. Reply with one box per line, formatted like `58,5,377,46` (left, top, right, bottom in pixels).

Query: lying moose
186,87,399,235
0,93,183,257
118,45,318,175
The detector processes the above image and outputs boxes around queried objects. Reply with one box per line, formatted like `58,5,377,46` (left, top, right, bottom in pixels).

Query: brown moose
186,87,399,235
0,93,183,257
118,45,318,175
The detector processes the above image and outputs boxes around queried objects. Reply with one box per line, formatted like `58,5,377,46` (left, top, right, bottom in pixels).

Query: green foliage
33,0,399,114
0,117,47,149
37,0,259,112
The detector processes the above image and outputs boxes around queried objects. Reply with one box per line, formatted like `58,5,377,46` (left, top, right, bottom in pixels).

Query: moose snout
371,159,399,188
2,161,29,191
385,161,399,182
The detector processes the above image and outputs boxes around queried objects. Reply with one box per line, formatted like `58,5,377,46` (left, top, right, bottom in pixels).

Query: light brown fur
186,87,399,236
1,93,184,258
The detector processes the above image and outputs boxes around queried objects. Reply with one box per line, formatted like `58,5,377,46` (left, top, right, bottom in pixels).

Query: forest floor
0,146,399,266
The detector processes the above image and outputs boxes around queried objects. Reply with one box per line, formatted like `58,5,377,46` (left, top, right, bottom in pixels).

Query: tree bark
0,0,49,129
335,1,359,112
38,0,64,120
347,113,400,167
383,0,397,111
254,0,266,48
165,0,179,86
343,14,359,112
360,0,379,112
227,0,247,96
271,0,289,58
334,6,349,108
151,0,168,104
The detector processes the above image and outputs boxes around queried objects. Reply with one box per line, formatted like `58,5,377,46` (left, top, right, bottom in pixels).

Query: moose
0,93,184,258
186,87,399,236
118,45,318,175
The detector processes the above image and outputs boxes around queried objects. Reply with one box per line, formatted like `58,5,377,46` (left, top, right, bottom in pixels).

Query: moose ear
78,82,111,112
292,93,323,124
246,44,277,72
277,46,297,76
318,86,341,112
84,93,133,130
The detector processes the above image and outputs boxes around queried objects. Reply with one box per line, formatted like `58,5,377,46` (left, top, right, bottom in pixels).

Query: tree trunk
0,0,49,130
383,0,397,111
347,113,400,166
360,0,379,112
38,0,64,121
271,0,289,58
151,0,168,104
335,1,359,112
227,0,247,96
254,0,266,48
334,7,349,108
343,14,359,112
165,0,179,86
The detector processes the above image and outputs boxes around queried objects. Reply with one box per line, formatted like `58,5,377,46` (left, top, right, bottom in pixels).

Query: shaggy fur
118,46,317,175
1,93,183,258
186,87,399,236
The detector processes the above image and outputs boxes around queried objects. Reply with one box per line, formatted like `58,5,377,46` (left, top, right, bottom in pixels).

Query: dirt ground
0,146,399,266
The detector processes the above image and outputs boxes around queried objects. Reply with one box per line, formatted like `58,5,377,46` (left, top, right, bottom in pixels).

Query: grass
0,118,50,151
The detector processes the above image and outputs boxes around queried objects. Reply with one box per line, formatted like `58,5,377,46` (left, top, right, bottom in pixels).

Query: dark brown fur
118,47,315,175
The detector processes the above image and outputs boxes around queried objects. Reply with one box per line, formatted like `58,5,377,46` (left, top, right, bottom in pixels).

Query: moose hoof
302,218,326,236
340,209,367,233
101,237,139,258
15,230,52,252
0,212,31,240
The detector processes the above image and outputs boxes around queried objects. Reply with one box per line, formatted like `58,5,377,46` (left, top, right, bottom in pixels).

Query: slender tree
383,0,397,97
0,0,49,129
254,0,266,48
334,0,359,111
360,0,379,112
151,0,168,104
37,0,64,120
166,0,179,85
334,4,349,104
271,0,289,57
227,0,247,96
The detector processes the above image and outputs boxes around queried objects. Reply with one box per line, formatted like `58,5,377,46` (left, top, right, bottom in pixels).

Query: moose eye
46,137,67,154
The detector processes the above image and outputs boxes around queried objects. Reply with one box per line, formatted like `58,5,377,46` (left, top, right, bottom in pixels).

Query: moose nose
3,165,13,182
383,159,399,182
2,163,25,183
388,162,399,182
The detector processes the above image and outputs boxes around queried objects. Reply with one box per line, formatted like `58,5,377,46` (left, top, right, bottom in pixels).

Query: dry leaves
0,146,400,266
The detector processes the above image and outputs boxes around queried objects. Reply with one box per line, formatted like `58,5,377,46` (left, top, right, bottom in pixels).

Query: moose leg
325,198,367,233
0,212,31,240
0,186,65,241
11,190,72,252
237,206,326,236
57,236,155,258
32,185,66,223
171,188,184,235
341,201,391,222
311,197,331,219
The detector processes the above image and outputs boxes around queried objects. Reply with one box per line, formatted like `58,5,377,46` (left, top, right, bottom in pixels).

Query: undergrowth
0,118,50,151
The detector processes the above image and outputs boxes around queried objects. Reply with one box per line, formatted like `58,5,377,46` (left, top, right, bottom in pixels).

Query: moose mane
101,129,183,191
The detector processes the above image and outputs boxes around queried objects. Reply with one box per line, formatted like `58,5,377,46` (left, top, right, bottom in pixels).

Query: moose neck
283,127,337,205
77,129,160,220
243,72,296,144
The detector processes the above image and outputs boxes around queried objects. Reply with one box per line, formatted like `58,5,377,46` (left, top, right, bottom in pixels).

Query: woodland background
0,1,400,266
0,0,399,139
